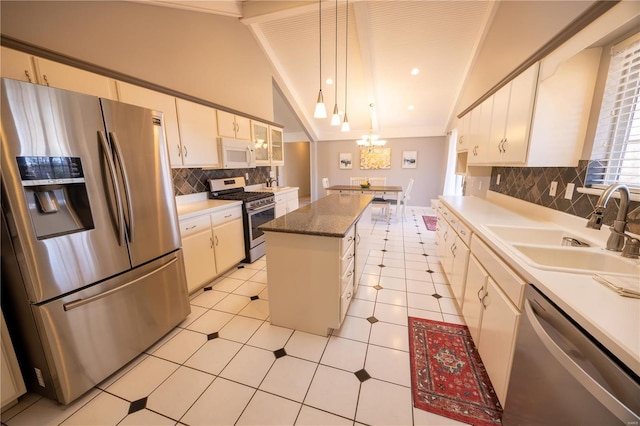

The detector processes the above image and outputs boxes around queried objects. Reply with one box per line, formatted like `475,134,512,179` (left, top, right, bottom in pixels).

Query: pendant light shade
341,0,349,132
313,0,327,119
314,90,327,118
330,0,340,126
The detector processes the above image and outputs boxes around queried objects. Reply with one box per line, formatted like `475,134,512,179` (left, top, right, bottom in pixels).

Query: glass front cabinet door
270,126,284,166
251,121,270,165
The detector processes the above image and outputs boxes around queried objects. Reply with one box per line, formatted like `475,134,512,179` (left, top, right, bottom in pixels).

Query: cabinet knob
24,70,32,83
42,74,50,86
183,145,188,157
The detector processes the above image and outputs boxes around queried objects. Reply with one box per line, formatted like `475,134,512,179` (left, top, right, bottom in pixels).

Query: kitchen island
260,194,373,335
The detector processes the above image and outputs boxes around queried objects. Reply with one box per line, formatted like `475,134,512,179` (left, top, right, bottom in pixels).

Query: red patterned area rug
422,215,437,231
408,317,502,426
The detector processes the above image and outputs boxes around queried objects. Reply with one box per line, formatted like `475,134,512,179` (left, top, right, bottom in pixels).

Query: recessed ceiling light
326,78,333,85
408,105,415,111
411,68,419,76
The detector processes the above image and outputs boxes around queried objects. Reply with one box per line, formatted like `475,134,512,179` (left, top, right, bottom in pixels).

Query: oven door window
248,206,275,243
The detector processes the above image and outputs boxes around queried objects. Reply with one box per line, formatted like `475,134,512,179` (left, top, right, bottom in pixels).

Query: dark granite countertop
259,194,373,237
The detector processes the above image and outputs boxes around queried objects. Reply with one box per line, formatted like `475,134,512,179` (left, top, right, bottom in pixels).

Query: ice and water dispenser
16,156,94,239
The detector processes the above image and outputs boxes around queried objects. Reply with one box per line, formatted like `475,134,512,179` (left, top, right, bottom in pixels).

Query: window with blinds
586,32,640,191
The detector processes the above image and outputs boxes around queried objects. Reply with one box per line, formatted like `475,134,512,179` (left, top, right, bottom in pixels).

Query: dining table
325,185,403,222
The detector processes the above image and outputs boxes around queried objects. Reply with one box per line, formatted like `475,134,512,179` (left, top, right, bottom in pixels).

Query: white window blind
586,32,640,190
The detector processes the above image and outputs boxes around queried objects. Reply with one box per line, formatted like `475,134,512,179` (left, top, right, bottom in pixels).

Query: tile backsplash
172,167,272,195
489,160,640,234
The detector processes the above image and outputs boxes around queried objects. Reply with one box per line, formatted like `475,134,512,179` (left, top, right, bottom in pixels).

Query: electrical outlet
549,181,558,196
496,174,501,185
565,183,575,199
478,181,483,191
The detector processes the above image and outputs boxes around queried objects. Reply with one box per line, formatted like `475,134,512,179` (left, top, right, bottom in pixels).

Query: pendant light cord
319,0,322,90
344,0,348,114
334,0,338,110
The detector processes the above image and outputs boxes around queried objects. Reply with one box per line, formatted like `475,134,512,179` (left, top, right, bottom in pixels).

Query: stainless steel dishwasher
502,284,639,425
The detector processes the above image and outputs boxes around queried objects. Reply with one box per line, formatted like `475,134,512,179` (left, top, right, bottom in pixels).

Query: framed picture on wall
402,150,417,168
339,152,353,169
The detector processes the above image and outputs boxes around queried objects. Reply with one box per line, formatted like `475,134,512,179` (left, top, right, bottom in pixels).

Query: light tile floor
2,207,470,426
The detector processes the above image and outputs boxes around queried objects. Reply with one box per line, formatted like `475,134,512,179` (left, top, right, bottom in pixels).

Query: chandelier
356,132,386,147
356,103,386,147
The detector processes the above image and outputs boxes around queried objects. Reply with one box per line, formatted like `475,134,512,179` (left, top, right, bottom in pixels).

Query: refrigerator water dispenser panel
17,156,94,239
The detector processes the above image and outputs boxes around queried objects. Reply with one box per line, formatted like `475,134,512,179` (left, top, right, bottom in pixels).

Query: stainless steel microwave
220,138,256,169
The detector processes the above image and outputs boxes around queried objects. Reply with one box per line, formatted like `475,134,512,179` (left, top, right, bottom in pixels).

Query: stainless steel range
209,177,275,263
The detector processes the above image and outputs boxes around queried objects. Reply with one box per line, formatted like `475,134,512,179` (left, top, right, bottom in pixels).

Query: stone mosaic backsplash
489,160,640,235
172,167,272,196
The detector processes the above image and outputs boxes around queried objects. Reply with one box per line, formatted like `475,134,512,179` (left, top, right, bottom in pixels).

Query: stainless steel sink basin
511,244,640,277
485,224,595,246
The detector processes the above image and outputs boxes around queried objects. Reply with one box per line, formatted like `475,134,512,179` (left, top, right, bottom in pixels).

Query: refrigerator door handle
109,131,135,243
98,131,125,246
63,257,178,311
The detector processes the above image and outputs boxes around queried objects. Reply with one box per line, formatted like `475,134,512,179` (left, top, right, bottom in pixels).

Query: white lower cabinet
462,234,524,406
1,310,26,411
461,255,488,344
179,205,244,293
477,278,520,406
438,205,471,310
180,215,217,293
265,223,357,336
212,218,245,273
274,189,299,218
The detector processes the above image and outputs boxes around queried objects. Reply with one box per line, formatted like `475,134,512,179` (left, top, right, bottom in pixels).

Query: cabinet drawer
340,257,355,294
179,215,211,237
470,235,525,308
211,207,242,225
457,221,472,246
341,244,355,276
340,281,355,322
275,194,287,204
340,226,356,256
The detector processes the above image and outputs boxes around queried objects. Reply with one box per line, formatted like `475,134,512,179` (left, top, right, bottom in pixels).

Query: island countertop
259,193,373,237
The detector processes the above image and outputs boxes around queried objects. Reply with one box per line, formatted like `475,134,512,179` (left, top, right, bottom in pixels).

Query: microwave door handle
524,300,638,423
247,146,255,166
109,132,135,243
98,131,125,246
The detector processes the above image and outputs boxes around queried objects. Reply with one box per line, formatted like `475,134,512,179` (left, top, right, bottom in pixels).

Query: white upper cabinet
527,48,601,166
270,126,285,165
1,47,117,99
1,47,36,83
457,112,470,152
463,46,599,167
116,82,183,167
175,98,220,168
251,121,270,165
217,110,251,140
485,64,538,165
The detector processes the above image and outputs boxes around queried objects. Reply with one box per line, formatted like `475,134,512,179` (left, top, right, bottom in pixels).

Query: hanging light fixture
313,0,327,119
341,0,350,132
330,0,340,126
356,103,386,148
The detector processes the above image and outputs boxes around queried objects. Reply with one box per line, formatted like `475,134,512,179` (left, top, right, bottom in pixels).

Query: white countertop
245,184,299,194
440,193,640,376
175,193,242,220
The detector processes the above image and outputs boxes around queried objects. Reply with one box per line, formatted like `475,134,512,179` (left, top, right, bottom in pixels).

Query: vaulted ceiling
136,1,497,141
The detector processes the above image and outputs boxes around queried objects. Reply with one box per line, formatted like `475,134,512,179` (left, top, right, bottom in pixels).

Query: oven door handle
247,203,276,213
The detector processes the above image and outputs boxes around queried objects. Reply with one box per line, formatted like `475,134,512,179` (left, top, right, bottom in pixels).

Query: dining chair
398,178,414,220
368,177,386,187
350,177,368,186
322,177,330,196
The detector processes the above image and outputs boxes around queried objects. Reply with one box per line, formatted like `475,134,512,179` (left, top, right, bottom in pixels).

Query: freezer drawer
32,251,189,404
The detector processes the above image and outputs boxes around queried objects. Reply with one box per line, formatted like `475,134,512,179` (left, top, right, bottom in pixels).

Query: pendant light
341,0,350,132
313,0,327,119
356,103,386,148
330,0,340,126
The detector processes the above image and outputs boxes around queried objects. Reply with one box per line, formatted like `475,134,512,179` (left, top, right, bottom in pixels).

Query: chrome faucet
586,183,640,258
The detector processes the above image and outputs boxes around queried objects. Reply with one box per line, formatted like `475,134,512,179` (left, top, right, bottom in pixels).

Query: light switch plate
549,181,558,196
565,183,575,199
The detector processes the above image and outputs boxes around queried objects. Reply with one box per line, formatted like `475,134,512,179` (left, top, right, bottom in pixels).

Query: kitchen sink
511,244,640,277
484,224,596,246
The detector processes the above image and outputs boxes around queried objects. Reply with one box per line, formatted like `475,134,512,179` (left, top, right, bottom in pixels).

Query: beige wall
317,137,447,207
1,1,275,121
281,142,311,198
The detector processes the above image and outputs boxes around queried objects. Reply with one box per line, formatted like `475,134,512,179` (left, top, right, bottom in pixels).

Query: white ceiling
136,1,496,141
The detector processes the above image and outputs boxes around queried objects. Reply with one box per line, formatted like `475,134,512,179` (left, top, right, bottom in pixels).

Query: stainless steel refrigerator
0,78,190,404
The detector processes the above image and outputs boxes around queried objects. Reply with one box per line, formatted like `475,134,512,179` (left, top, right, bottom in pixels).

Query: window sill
578,187,640,202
